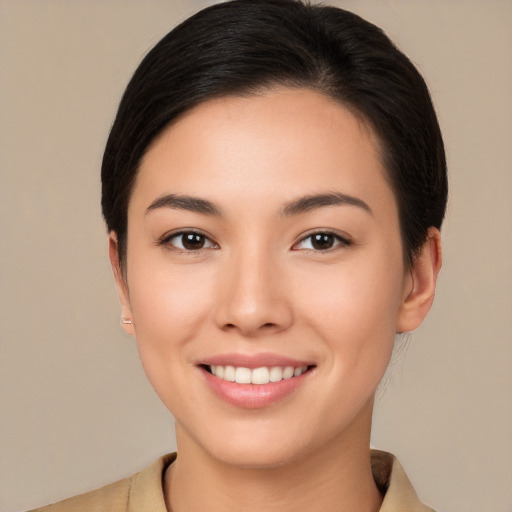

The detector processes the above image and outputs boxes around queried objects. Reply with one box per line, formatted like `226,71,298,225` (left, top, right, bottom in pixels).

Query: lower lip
200,367,312,409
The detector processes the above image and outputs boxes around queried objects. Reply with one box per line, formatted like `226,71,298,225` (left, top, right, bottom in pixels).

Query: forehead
133,88,394,216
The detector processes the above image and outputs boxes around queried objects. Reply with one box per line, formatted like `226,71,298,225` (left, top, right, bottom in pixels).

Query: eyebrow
146,194,222,216
145,191,372,217
281,192,372,216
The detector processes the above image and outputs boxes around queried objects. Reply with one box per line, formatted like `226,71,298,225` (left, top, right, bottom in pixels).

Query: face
112,88,437,468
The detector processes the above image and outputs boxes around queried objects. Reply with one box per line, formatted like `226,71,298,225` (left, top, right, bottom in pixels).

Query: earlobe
108,232,135,336
396,227,442,333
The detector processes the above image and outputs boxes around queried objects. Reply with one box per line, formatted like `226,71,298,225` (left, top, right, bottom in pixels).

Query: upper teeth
210,365,307,385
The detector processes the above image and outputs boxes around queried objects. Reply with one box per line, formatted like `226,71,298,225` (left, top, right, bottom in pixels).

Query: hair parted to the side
101,0,447,269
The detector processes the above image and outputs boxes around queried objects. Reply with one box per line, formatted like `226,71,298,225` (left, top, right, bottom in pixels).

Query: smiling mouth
202,364,314,385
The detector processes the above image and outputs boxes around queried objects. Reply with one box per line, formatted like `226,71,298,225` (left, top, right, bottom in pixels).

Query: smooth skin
110,88,442,512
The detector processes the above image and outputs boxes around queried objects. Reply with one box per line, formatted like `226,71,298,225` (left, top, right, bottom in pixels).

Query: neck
165,406,382,512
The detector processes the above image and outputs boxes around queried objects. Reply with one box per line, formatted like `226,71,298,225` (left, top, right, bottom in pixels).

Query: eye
293,231,351,251
161,231,218,252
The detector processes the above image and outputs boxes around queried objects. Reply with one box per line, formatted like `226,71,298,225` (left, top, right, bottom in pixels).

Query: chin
177,419,314,470
205,424,342,470
210,441,304,470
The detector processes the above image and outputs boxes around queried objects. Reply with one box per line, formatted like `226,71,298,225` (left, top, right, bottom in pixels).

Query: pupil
312,233,334,250
182,233,204,250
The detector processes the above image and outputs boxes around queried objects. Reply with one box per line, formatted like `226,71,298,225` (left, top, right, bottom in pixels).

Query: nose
213,246,294,338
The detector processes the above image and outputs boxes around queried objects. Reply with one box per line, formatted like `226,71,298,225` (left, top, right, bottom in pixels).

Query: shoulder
28,453,176,512
28,478,130,512
371,449,436,512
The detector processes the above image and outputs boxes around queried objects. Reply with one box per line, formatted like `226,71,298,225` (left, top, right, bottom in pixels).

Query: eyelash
158,230,218,253
158,230,352,253
292,230,352,252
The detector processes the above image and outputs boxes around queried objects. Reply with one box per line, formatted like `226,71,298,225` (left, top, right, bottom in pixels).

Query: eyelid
291,229,352,251
158,229,219,252
157,228,350,253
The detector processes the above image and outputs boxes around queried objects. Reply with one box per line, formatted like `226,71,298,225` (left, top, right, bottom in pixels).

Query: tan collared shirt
30,450,435,512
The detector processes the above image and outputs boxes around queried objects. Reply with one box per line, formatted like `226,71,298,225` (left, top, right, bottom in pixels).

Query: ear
109,232,135,336
396,227,442,333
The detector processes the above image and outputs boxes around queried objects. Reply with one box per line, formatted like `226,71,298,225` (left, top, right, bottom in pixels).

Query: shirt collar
128,451,435,512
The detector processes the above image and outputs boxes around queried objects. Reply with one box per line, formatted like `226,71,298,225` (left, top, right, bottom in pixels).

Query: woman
31,0,446,510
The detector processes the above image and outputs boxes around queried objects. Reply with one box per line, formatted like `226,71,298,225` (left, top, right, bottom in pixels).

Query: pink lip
200,352,313,369
197,353,315,409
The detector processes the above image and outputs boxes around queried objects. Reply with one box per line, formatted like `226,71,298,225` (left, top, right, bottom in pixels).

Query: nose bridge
214,239,292,336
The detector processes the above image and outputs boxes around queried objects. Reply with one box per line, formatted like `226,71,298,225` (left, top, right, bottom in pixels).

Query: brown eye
311,233,336,250
165,231,216,251
181,233,206,250
294,232,350,251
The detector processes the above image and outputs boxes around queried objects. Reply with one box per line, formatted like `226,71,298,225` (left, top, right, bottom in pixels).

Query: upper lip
199,352,314,369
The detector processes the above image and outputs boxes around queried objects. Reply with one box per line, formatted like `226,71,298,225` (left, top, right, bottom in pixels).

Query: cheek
124,260,219,419
300,256,403,326
294,252,404,370
131,276,202,338
126,253,216,371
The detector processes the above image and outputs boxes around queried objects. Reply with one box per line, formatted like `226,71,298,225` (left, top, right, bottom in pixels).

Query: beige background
1,1,511,511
